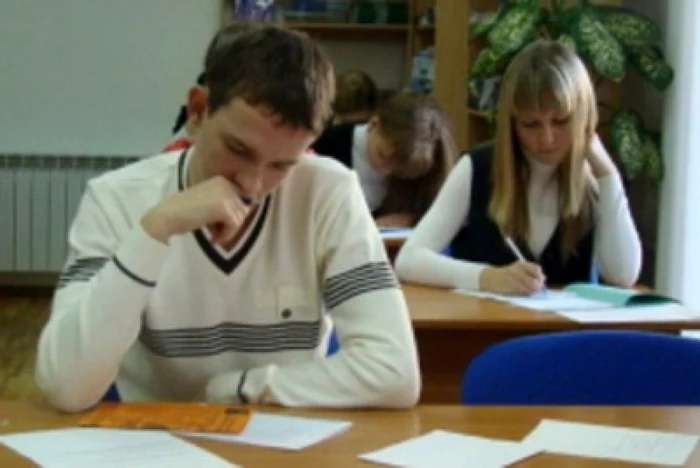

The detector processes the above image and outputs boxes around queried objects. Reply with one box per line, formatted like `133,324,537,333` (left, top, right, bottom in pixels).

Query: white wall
654,0,700,307
319,39,405,89
0,0,220,156
0,2,405,157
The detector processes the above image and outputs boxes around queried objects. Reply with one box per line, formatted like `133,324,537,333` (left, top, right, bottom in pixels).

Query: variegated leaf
574,10,626,81
628,45,674,91
611,109,645,180
556,33,577,52
470,46,512,78
471,6,503,39
595,6,661,46
487,5,541,55
642,131,664,182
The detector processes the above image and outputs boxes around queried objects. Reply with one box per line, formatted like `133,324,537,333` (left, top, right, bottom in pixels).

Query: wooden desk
383,237,405,263
1,402,700,466
403,283,700,403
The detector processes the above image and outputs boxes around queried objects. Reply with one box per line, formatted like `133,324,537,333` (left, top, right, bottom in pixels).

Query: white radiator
0,155,138,273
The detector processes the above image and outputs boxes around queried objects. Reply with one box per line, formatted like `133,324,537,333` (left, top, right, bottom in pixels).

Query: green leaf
487,5,542,55
628,45,674,91
467,78,480,99
573,9,626,81
509,0,539,6
553,0,566,14
595,5,661,46
642,130,664,182
469,46,513,78
471,6,505,39
554,5,583,35
556,33,578,52
610,109,645,180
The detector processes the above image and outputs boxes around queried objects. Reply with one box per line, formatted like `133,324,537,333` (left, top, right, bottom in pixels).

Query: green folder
563,283,679,307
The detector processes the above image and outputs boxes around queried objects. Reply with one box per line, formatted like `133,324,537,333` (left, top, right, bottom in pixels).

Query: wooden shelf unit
220,0,436,86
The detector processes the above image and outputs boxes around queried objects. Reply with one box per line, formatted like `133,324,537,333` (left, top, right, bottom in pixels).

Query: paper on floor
523,419,699,466
185,412,352,451
0,428,234,468
557,303,700,323
358,430,540,468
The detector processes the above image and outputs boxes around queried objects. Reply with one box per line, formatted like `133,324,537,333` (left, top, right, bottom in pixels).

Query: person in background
312,92,456,228
36,24,420,413
332,70,378,125
395,39,642,296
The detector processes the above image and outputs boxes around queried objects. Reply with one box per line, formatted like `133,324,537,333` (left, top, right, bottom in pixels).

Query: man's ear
187,85,209,123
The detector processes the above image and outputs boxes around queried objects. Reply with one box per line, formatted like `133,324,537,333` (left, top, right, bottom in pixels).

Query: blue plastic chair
462,330,700,405
102,383,121,402
327,329,340,356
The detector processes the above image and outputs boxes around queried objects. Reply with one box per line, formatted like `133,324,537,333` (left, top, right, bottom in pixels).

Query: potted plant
468,0,674,182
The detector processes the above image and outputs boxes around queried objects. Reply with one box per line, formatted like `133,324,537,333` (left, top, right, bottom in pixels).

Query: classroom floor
0,294,50,402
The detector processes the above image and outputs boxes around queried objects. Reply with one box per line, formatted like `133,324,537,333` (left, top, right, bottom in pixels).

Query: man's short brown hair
203,24,335,134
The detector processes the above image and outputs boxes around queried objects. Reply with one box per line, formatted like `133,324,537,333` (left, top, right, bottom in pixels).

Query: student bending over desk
311,92,456,228
396,40,642,296
35,25,420,413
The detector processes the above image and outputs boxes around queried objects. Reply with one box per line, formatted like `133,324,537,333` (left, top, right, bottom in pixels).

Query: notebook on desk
455,283,678,312
562,283,678,307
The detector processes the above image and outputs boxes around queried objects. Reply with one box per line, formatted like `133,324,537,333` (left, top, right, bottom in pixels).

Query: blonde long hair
489,40,598,259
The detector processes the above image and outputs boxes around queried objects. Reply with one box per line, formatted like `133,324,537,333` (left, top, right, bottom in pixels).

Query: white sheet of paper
359,430,540,468
523,419,699,466
558,303,700,323
379,227,414,241
185,413,352,451
454,288,611,311
0,428,234,468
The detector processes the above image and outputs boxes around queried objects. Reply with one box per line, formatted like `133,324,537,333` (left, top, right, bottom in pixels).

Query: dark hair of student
333,70,378,117
375,92,457,223
203,24,335,134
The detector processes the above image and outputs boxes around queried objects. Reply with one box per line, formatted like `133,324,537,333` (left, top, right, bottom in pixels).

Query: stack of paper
454,288,611,311
185,413,352,451
0,428,234,467
557,303,700,323
523,419,699,466
359,420,699,467
359,430,540,467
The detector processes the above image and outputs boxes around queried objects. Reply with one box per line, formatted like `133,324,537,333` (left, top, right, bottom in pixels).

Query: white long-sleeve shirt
395,153,642,290
36,149,420,413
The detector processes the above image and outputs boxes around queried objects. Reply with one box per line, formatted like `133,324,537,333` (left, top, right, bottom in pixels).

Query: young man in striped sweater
36,24,420,413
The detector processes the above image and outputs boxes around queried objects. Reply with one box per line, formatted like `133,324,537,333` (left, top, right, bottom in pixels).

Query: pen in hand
504,237,526,262
504,236,547,296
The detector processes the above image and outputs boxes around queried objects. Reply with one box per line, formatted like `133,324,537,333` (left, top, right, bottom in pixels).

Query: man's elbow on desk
362,348,422,409
35,371,103,414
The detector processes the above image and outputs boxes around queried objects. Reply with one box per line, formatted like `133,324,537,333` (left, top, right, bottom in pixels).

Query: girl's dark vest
451,145,595,285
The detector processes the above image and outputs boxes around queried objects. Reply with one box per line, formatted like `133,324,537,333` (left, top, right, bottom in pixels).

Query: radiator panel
0,155,139,273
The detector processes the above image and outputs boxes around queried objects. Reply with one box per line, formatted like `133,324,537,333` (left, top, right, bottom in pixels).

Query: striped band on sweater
323,261,398,310
57,257,109,289
139,320,322,358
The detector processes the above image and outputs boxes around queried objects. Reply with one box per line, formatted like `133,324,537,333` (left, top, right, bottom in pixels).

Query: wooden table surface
402,283,700,331
401,283,700,403
1,401,699,466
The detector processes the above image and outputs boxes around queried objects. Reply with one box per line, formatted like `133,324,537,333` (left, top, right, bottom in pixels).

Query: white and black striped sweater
36,149,420,412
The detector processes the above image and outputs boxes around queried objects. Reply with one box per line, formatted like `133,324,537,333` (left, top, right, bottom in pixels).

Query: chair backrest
102,383,121,402
462,330,700,405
